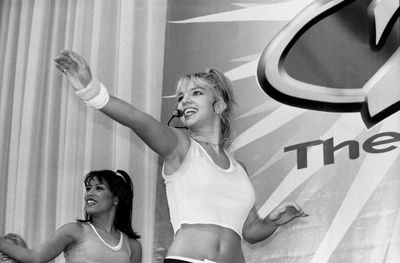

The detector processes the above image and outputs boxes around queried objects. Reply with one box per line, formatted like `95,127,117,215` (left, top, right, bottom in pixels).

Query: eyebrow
86,182,105,187
177,86,205,94
190,86,205,91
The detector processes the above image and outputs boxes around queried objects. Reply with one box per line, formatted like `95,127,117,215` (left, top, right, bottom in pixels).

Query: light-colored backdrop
0,0,167,262
155,0,400,262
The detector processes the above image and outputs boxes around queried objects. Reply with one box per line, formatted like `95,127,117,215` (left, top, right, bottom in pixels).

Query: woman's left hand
267,202,308,226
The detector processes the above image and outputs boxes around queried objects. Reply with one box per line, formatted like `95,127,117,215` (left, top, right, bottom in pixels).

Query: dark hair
78,170,140,239
176,68,236,148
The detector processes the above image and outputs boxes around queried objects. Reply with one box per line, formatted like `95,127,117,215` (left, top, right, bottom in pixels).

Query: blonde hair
176,68,236,148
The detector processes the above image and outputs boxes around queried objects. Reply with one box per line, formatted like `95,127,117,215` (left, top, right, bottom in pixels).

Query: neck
91,215,116,234
189,130,221,146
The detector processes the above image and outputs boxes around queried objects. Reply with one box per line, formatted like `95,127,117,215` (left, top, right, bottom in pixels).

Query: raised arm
242,203,308,244
54,50,186,161
100,95,181,158
0,222,80,263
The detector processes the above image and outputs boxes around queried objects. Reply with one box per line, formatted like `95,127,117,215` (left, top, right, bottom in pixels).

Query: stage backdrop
154,0,400,262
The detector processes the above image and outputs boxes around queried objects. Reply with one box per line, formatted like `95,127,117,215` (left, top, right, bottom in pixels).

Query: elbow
242,232,260,244
244,238,259,245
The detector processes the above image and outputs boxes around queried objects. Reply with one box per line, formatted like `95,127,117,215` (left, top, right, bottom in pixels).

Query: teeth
87,200,96,205
184,108,198,115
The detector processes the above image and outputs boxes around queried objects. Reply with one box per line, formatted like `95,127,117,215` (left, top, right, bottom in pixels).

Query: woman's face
84,177,116,216
176,79,218,129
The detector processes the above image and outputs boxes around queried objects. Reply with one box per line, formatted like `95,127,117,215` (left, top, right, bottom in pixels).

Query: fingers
284,202,308,217
54,63,66,74
54,50,83,75
54,50,93,90
54,52,74,73
69,50,87,65
54,57,70,72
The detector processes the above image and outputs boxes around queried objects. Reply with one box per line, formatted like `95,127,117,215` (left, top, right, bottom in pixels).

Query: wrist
75,77,100,100
75,77,110,109
264,216,280,228
85,83,110,109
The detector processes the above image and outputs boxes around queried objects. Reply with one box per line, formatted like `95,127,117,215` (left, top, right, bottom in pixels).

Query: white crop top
162,138,256,238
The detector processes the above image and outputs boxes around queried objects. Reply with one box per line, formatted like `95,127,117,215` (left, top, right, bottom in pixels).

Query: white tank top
162,138,256,238
64,223,131,263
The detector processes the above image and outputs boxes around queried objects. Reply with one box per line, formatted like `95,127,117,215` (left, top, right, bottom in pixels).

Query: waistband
165,256,217,263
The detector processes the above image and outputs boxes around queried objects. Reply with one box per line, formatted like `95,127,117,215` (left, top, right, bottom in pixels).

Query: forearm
243,217,278,244
0,240,40,263
100,96,179,157
55,51,181,159
101,95,156,131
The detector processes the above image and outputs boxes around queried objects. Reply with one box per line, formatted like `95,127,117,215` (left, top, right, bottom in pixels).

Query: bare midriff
166,224,245,263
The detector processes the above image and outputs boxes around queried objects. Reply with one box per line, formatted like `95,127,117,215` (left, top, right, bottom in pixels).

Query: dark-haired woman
0,170,142,263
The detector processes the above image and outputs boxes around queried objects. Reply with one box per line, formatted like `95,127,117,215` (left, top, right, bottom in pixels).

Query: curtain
0,0,167,262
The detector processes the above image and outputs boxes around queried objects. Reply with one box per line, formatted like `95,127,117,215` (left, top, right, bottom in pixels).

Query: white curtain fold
0,0,167,262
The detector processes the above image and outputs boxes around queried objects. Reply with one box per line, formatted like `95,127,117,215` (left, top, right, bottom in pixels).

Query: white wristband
74,77,110,109
85,83,110,109
75,77,101,101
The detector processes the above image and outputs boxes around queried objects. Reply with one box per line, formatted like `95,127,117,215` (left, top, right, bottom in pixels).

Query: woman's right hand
54,50,92,90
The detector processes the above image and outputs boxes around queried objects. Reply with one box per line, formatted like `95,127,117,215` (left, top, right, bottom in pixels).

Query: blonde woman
54,50,307,263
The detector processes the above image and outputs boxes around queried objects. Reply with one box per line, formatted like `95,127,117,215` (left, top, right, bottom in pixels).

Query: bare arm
242,206,278,244
54,50,187,162
0,222,80,263
242,203,308,244
100,95,182,159
129,239,142,263
237,161,308,243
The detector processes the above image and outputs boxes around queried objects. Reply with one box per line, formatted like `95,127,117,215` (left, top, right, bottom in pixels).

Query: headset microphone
174,109,184,117
167,109,185,127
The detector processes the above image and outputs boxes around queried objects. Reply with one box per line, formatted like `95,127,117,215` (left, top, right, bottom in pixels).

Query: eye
193,90,203,96
96,186,105,191
177,95,183,102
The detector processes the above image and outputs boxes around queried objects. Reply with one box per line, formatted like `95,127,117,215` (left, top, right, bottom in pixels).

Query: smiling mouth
86,199,97,206
184,108,198,116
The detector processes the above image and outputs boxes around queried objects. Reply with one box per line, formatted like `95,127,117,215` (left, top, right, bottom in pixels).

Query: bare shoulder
57,222,83,233
53,222,84,244
128,238,142,252
128,238,142,263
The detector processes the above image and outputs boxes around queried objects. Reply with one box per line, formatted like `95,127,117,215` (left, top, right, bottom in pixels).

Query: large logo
257,0,400,127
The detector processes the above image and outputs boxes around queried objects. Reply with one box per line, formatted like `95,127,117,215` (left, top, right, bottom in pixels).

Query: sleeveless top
162,138,256,238
64,223,132,263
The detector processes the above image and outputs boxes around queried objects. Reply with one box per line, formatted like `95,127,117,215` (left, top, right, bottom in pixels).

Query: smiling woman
0,170,142,263
54,50,307,263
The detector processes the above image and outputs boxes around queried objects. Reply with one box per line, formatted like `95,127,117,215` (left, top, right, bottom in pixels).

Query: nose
85,188,95,197
180,94,192,105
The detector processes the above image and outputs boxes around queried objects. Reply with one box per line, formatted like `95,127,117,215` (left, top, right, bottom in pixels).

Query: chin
85,207,96,216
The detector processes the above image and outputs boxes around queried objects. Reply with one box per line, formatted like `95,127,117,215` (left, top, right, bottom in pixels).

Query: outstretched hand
54,50,92,90
268,202,308,226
